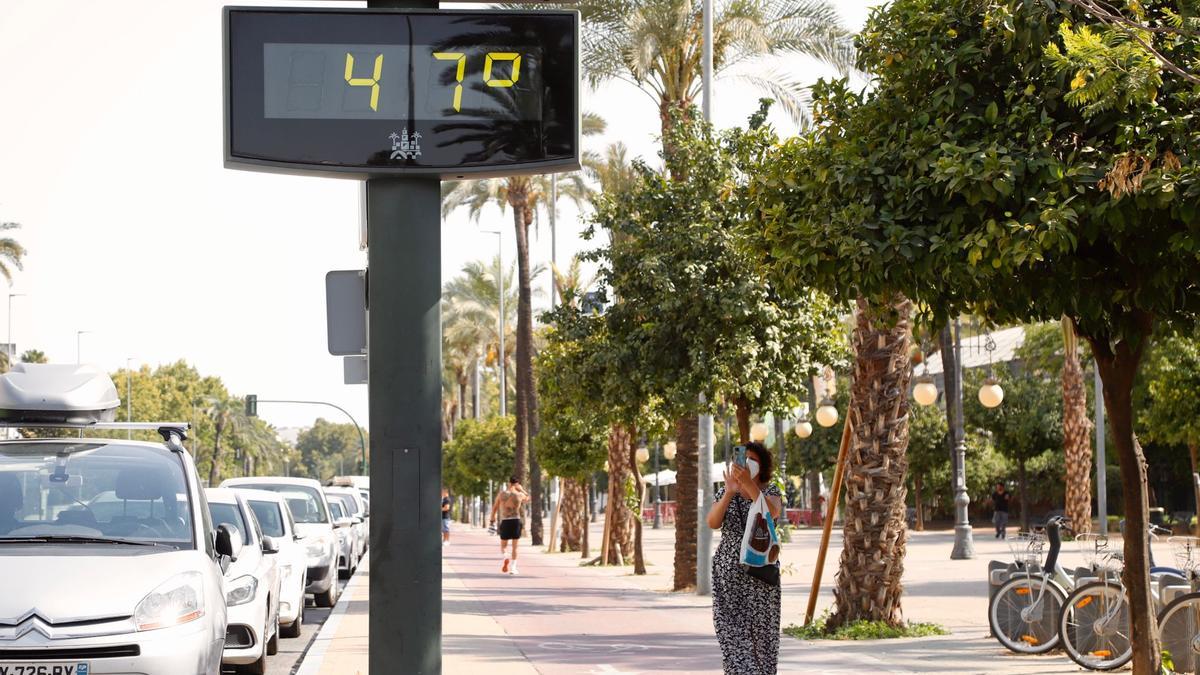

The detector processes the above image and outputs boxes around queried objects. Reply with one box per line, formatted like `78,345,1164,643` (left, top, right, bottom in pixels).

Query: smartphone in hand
733,445,747,467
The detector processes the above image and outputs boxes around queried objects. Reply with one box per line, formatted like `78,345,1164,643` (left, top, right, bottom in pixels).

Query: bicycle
1058,534,1132,670
988,516,1074,654
1157,536,1200,674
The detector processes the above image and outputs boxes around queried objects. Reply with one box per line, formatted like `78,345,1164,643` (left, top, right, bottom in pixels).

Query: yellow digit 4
484,52,522,87
433,52,466,112
344,52,383,111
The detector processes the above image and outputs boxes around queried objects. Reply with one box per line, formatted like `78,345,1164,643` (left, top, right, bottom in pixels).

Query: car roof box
0,363,120,425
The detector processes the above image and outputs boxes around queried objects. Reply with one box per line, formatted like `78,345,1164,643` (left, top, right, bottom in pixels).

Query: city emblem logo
389,129,422,160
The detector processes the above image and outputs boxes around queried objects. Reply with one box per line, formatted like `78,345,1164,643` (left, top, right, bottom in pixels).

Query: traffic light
245,394,258,417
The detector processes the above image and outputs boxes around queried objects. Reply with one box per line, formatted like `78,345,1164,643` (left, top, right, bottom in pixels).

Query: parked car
327,500,356,579
0,363,233,675
324,486,367,561
220,477,340,607
205,488,281,675
235,488,307,638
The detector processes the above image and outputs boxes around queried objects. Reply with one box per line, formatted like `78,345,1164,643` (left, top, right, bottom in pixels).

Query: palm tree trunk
830,295,913,628
581,480,591,558
522,207,544,547
1017,458,1029,532
512,204,530,486
1086,318,1160,675
1061,319,1094,532
605,425,635,564
673,415,698,590
208,424,224,487
560,478,585,552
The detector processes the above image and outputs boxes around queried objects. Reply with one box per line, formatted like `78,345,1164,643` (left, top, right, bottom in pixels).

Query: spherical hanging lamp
979,378,1005,409
749,422,770,443
913,376,939,406
662,441,677,460
794,421,813,439
815,398,839,428
636,446,650,463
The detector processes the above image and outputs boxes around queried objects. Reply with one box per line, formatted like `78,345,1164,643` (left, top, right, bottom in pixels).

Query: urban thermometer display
224,7,580,178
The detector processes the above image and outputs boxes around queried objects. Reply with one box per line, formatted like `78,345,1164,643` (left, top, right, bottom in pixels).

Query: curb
294,565,366,675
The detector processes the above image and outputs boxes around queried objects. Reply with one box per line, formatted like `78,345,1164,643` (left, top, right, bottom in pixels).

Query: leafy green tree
295,419,369,482
447,416,516,488
907,400,949,531
19,349,46,364
1141,332,1200,529
750,0,1197,658
588,104,848,589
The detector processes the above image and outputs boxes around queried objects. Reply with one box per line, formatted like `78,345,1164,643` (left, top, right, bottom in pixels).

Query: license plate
0,664,89,675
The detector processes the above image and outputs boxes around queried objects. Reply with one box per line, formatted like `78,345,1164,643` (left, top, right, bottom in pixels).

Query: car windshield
339,494,360,515
329,501,345,519
209,502,250,544
240,484,328,524
0,441,194,549
248,500,285,538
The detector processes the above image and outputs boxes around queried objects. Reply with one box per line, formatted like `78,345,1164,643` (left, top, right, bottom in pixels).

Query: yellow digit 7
344,52,383,111
484,53,522,87
433,52,466,112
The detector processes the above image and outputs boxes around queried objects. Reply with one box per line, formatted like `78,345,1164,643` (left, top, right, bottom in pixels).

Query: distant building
920,325,1025,376
275,426,306,446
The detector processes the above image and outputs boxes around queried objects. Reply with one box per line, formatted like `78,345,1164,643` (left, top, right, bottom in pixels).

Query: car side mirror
215,524,242,563
334,517,353,529
293,533,306,542
353,516,364,525
262,536,280,554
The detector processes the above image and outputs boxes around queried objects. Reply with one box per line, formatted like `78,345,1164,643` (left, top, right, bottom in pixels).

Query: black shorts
498,518,522,541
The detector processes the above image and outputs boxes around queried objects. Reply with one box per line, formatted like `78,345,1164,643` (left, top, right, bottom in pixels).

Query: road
221,576,350,675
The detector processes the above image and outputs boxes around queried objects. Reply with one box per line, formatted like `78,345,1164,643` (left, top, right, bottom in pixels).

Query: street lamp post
76,330,93,364
652,442,662,529
941,319,975,560
480,229,506,416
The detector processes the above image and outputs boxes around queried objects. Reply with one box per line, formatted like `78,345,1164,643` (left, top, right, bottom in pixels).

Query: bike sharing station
223,4,580,671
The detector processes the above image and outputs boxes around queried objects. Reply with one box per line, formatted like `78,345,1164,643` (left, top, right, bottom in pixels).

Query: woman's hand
728,464,753,495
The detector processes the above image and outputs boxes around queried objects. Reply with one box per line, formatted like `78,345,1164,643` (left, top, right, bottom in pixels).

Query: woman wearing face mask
706,441,783,674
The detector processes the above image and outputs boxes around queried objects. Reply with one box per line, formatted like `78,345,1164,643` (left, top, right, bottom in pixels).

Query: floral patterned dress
712,484,782,674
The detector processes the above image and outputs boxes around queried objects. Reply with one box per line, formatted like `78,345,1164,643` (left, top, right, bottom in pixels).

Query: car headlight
134,572,206,631
225,574,259,607
306,537,331,562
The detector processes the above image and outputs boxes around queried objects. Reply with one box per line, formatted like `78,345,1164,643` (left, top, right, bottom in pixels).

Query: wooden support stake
546,492,562,553
804,410,854,626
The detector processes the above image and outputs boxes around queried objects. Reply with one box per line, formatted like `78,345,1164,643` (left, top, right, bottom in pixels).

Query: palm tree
1061,318,1094,532
0,222,26,283
578,0,852,139
202,397,247,486
585,143,639,201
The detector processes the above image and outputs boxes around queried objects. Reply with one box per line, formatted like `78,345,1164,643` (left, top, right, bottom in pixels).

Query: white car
0,364,232,675
235,489,307,639
221,477,340,608
324,486,367,561
327,500,357,579
206,488,281,675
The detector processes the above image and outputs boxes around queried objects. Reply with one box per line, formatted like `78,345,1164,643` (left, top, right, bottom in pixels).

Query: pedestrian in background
989,482,1011,539
705,441,783,674
490,477,529,575
441,487,452,547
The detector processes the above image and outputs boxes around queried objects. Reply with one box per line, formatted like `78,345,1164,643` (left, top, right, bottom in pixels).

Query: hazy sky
0,0,876,431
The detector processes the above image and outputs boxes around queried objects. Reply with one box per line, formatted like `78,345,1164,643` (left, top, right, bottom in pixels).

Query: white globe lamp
749,422,770,443
913,378,939,406
794,421,813,439
662,441,677,460
979,378,1005,409
816,399,839,428
636,446,650,463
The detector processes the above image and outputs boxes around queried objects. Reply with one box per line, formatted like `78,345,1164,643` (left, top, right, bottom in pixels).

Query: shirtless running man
489,476,529,574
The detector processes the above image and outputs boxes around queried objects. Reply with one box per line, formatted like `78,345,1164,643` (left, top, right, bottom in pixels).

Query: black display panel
224,8,580,178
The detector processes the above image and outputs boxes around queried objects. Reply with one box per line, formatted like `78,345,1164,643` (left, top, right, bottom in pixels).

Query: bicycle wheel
1059,581,1133,670
1159,591,1200,674
988,574,1066,654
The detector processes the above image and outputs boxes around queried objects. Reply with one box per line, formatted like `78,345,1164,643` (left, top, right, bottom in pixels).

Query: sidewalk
295,520,1128,674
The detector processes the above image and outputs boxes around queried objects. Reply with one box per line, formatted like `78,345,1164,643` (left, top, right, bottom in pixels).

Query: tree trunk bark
629,443,647,575
605,425,635,565
830,295,913,628
1061,318,1094,533
1190,443,1200,537
734,397,751,444
512,202,531,486
673,415,699,590
529,329,544,546
809,470,822,515
458,377,468,422
1017,458,1029,532
1086,318,1160,675
208,425,224,487
560,478,585,552
582,478,591,558
914,474,924,532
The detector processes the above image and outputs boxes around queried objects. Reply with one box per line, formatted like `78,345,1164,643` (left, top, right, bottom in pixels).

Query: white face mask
747,459,760,480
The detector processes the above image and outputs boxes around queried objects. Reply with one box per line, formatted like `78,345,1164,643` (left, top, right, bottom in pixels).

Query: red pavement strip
443,526,727,675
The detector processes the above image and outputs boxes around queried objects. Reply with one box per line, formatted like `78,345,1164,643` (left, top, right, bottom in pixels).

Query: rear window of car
239,484,328,524
248,500,285,538
209,502,250,545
